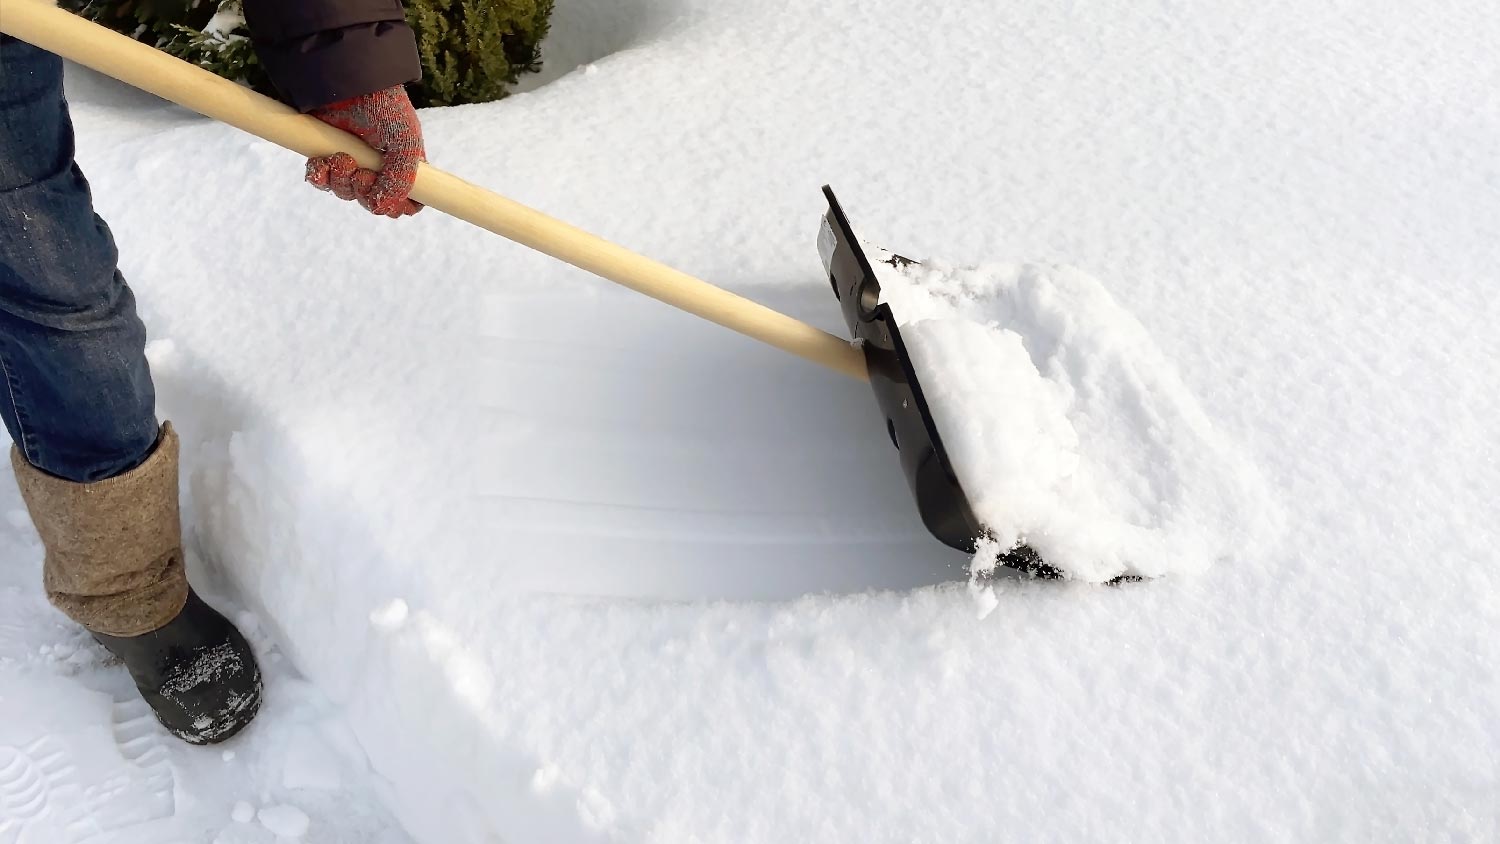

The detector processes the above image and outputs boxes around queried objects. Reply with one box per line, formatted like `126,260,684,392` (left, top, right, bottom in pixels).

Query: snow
2,0,1498,841
202,9,247,41
874,251,1281,581
0,565,408,842
279,724,344,792
368,599,410,631
256,804,310,839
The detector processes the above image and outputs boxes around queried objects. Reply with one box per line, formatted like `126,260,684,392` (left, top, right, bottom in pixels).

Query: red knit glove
306,86,425,218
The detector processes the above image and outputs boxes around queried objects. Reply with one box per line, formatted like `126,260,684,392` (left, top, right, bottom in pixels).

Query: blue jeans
0,36,158,483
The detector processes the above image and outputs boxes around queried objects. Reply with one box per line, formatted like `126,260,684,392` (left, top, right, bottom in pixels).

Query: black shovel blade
818,186,1056,577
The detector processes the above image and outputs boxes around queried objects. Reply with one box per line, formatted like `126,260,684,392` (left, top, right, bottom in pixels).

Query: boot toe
157,637,264,745
95,589,265,745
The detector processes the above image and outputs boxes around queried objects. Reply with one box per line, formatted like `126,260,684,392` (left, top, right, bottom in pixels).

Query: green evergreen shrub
406,0,553,107
59,0,553,108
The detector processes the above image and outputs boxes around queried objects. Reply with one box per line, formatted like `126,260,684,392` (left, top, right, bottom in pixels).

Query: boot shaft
10,421,188,636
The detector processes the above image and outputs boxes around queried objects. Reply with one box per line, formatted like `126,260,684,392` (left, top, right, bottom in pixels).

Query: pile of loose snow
874,251,1278,581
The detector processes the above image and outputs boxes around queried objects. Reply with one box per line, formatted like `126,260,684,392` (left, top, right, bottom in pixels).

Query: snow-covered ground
3,0,1498,840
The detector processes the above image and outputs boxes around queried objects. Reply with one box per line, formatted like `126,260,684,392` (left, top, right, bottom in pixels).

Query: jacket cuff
256,21,422,112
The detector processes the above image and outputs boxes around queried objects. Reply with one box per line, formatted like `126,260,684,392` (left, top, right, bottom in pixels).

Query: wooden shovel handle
0,0,869,381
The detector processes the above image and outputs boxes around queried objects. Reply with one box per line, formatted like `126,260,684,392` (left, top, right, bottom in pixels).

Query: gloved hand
306,86,425,218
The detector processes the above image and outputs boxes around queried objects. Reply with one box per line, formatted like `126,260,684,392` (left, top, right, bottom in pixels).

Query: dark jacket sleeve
242,0,421,112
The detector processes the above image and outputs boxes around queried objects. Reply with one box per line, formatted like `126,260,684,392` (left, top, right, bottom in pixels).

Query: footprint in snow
0,676,178,843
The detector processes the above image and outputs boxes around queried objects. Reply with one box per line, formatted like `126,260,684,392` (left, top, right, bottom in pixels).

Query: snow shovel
1,0,1049,576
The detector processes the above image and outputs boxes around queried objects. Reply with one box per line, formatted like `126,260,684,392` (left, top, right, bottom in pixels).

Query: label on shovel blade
817,215,838,277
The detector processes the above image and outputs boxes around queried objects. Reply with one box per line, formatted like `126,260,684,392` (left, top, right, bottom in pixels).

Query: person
0,0,427,745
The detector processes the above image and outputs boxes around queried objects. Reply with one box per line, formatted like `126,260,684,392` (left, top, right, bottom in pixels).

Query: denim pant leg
0,36,159,483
